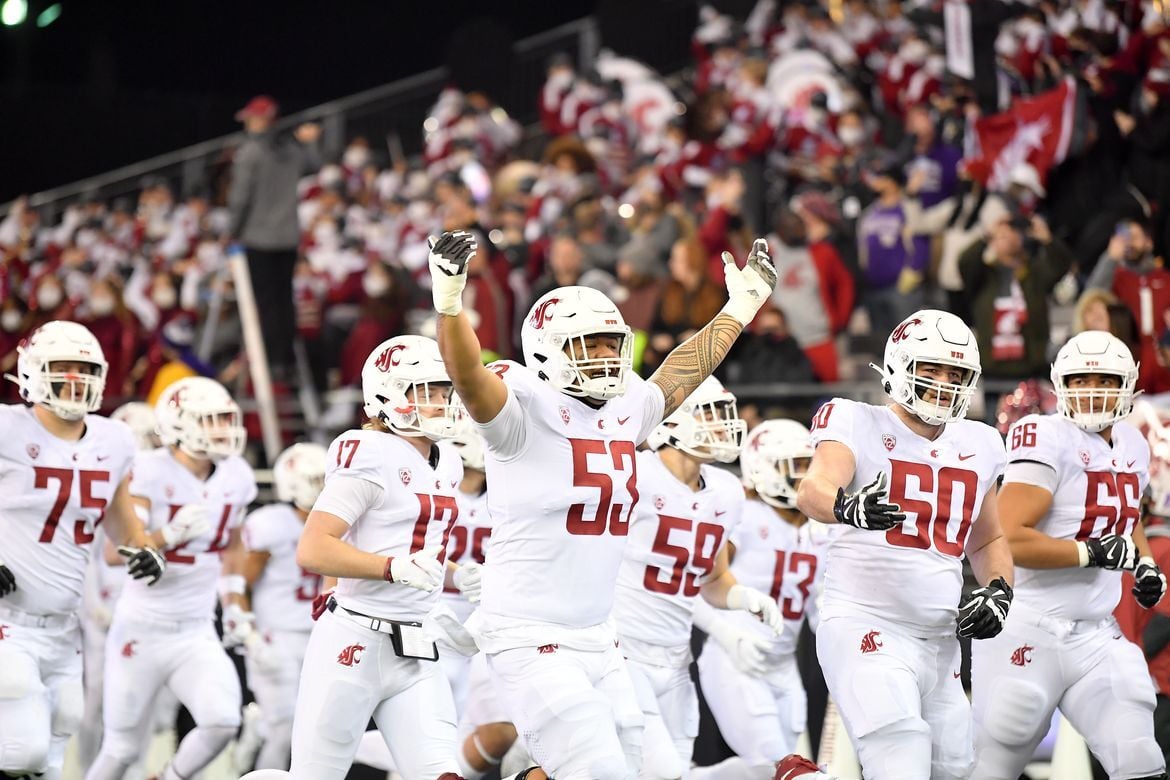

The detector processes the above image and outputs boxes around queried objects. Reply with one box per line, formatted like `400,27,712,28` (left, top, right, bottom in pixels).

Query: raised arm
428,231,509,423
649,239,777,417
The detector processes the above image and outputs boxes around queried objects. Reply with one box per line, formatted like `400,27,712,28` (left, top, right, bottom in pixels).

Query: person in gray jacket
227,95,321,379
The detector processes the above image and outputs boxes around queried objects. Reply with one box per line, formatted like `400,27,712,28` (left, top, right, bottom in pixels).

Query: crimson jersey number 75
34,467,110,545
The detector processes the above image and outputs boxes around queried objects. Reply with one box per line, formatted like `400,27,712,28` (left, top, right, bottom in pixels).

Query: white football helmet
111,402,161,450
646,376,746,463
13,320,108,421
362,335,459,440
155,377,246,461
1051,330,1139,433
449,408,485,471
273,442,328,512
872,309,981,425
740,419,815,509
521,286,633,402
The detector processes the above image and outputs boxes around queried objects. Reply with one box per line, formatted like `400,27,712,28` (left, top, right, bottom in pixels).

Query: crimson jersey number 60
884,459,979,557
566,438,638,536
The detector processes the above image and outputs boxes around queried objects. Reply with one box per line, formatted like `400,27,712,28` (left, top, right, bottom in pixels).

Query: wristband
383,556,395,582
217,574,246,599
1076,541,1090,568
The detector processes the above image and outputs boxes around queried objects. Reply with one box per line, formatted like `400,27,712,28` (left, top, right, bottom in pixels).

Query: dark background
0,0,722,202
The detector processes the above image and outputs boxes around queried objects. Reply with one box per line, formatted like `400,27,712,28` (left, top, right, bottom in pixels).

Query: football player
291,335,478,778
0,321,164,778
693,419,827,779
612,376,781,780
427,229,776,780
86,376,258,780
236,442,328,770
796,309,1014,780
971,331,1168,780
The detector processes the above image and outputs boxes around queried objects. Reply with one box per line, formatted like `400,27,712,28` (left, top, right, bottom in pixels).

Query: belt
327,598,404,636
1012,603,1117,639
0,604,78,630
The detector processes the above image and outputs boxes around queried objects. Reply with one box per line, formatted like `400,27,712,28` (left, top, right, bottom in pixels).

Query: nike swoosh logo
1127,460,1137,468
953,671,961,679
715,510,726,517
958,453,975,461
618,416,630,426
97,455,109,462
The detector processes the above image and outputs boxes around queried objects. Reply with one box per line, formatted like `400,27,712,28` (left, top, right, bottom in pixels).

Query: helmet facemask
177,408,247,461
879,357,980,426
1054,373,1135,433
754,454,812,509
380,380,460,441
40,360,107,421
554,331,634,402
665,397,747,463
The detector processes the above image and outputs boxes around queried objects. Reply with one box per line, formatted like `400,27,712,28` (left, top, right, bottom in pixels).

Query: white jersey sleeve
324,429,390,492
475,361,532,461
808,397,859,460
1005,414,1064,483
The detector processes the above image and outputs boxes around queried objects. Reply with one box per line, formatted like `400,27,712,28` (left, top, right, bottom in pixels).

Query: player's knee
585,752,633,780
0,654,34,700
638,738,682,780
475,723,518,760
0,736,49,774
50,681,83,738
1104,737,1165,779
196,723,237,754
980,681,1048,748
315,682,369,748
97,729,141,764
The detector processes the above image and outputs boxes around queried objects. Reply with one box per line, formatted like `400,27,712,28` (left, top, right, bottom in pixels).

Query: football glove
118,546,166,585
720,238,778,326
833,472,906,531
0,562,15,597
726,584,783,635
453,561,483,604
386,546,445,592
706,619,770,677
427,230,478,316
159,504,211,548
1078,534,1138,570
957,576,1013,639
222,603,256,648
1133,556,1167,609
243,631,281,673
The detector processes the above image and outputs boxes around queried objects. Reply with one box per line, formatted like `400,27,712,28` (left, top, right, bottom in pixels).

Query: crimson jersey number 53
566,438,638,536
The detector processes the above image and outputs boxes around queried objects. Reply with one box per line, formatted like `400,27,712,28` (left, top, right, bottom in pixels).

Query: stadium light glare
36,3,61,27
0,0,28,26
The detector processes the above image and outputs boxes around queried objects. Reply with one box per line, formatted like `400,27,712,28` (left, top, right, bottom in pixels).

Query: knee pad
194,724,236,754
856,717,932,780
99,727,143,764
0,651,35,700
315,681,370,750
981,681,1050,749
50,680,83,738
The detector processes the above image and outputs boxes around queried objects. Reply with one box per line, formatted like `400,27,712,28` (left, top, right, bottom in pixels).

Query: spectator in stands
227,95,322,381
338,262,414,388
959,214,1074,379
771,196,854,382
718,306,816,385
80,277,139,408
1086,217,1170,393
1072,288,1121,335
644,234,726,372
0,296,26,401
529,234,616,308
857,154,921,338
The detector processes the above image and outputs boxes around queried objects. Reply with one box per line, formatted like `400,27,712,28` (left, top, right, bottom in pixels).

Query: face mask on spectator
37,285,63,310
363,272,391,298
75,228,99,250
839,125,865,147
153,286,177,309
1,310,21,332
91,295,115,316
343,146,370,170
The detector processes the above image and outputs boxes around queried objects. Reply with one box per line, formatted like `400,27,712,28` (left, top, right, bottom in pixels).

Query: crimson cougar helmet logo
890,318,922,343
375,344,407,372
529,298,560,330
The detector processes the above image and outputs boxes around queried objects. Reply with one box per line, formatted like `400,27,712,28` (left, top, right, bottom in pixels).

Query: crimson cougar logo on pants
1010,644,1034,667
859,630,882,654
337,643,365,666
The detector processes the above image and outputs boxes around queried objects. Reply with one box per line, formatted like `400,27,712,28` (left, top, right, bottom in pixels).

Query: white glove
453,562,483,603
427,230,478,315
243,632,282,674
726,584,784,636
720,238,778,326
222,603,256,648
389,546,445,592
424,602,480,657
707,619,770,677
160,504,211,548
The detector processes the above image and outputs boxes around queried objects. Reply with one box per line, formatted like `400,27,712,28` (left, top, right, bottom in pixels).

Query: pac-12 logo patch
882,434,896,451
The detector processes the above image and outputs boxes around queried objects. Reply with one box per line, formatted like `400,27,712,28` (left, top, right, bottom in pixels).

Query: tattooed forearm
650,314,743,418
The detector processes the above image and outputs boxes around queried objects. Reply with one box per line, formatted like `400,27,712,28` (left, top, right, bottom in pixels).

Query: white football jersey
1005,413,1150,621
809,398,1006,634
612,451,745,660
116,449,258,622
473,361,665,636
442,488,492,623
243,503,321,633
724,499,826,657
325,429,463,621
0,405,136,616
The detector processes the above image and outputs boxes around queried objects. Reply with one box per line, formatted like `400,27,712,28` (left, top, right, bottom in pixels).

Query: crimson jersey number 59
884,459,979,557
643,515,724,597
566,438,638,536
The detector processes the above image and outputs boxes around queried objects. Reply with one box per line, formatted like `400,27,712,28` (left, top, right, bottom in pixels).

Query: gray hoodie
227,130,321,250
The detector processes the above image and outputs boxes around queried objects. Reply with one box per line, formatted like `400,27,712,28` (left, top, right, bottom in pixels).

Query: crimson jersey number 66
884,459,979,557
566,438,638,536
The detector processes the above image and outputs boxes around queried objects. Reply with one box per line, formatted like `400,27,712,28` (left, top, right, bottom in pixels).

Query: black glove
833,472,906,531
1082,534,1138,570
0,563,15,597
1134,557,1168,609
428,230,478,277
958,576,1014,639
118,546,166,585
